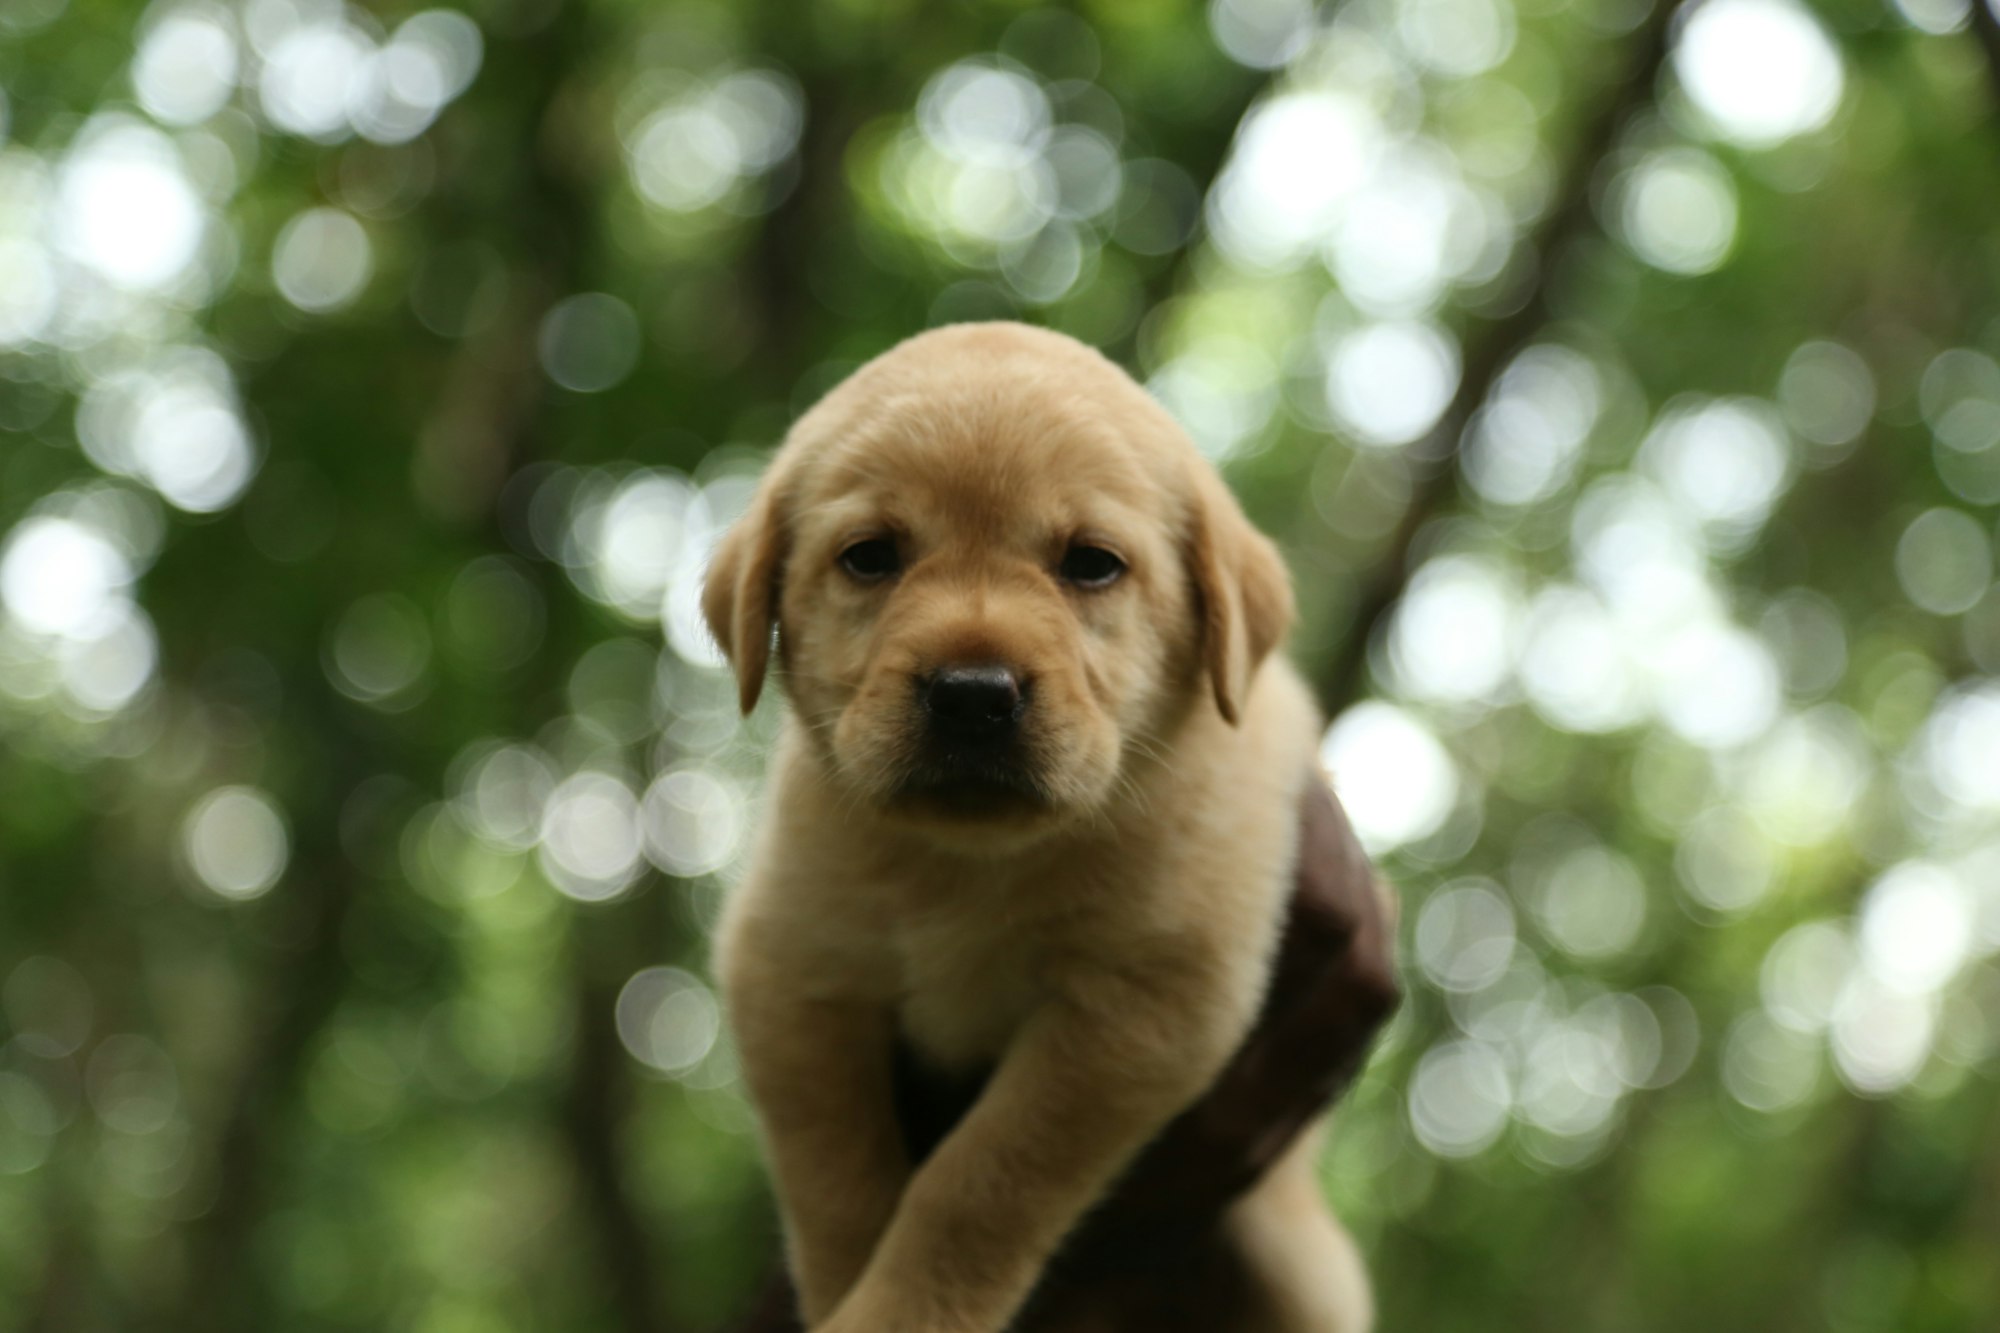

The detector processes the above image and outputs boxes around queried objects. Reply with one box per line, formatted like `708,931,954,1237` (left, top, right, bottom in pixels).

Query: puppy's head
703,323,1291,838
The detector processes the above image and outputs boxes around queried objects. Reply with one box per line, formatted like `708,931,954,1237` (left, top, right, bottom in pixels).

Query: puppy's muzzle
901,664,1046,810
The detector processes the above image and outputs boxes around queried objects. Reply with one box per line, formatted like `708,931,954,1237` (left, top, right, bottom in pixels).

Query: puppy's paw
811,1294,882,1333
814,1292,979,1333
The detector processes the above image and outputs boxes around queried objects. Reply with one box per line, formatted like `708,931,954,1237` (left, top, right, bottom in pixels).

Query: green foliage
2,0,1998,1330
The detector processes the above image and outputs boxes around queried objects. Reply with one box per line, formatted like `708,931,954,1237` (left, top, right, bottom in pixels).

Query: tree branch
1311,0,1688,715
1972,0,2000,101
170,743,364,1332
158,6,688,1330
1111,56,1274,365
564,955,674,1333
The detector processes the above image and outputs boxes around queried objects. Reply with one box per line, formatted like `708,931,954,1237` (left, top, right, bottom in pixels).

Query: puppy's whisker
1106,772,1153,824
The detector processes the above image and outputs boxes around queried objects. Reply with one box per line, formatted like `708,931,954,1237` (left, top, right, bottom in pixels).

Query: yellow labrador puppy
704,322,1370,1333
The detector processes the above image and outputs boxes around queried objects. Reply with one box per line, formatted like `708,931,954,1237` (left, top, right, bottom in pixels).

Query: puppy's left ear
1188,466,1294,726
702,481,786,715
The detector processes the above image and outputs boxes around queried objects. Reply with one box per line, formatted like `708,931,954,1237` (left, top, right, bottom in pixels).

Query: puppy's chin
830,748,1096,852
893,758,1052,819
880,788,1071,855
820,702,1125,848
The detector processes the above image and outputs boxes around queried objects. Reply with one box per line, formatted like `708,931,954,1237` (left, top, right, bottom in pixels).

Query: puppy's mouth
875,665,1056,819
893,747,1052,817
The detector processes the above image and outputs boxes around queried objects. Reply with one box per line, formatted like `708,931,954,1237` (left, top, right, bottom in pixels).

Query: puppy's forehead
812,379,1168,532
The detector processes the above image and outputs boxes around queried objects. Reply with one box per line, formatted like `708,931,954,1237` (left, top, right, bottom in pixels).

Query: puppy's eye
839,538,901,582
1060,544,1126,589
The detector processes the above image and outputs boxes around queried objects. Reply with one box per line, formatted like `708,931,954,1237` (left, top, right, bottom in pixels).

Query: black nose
924,665,1024,738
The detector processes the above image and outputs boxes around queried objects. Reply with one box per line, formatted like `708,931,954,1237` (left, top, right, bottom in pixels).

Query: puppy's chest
893,912,1047,1072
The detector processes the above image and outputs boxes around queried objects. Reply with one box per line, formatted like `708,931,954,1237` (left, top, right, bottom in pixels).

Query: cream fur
706,322,1372,1333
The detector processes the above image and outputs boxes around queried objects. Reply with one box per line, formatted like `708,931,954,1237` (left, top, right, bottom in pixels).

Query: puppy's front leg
732,983,910,1324
816,968,1246,1333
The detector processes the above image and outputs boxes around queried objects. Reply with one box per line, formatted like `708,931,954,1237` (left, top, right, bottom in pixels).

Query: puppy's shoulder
1098,658,1320,945
1184,654,1322,820
1240,655,1323,765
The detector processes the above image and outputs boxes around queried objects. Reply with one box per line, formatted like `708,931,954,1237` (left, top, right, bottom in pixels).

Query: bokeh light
1638,397,1791,545
1778,339,1876,450
78,349,259,512
538,771,643,901
274,207,374,313
1673,0,1845,149
1322,702,1460,854
6,0,2000,1325
0,515,133,638
1388,555,1520,706
1895,508,1992,616
1324,320,1460,448
615,967,721,1076
55,118,203,292
626,68,803,213
641,767,747,878
1408,1038,1511,1156
132,5,240,126
182,785,290,900
538,293,641,394
1462,345,1603,507
1615,147,1738,276
326,593,432,706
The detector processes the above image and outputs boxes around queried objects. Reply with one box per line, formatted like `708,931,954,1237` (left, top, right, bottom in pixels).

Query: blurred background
2,0,1999,1328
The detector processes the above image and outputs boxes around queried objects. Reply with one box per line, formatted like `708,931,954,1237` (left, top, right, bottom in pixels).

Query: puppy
704,322,1372,1333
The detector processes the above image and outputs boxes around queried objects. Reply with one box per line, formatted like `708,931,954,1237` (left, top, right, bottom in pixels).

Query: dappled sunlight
181,784,290,901
3,0,1999,1325
77,348,258,512
56,118,205,294
616,966,721,1078
1387,553,1522,706
1323,701,1461,853
1461,344,1604,506
1614,145,1739,276
1210,90,1386,271
537,292,641,393
1323,318,1461,447
1671,0,1844,149
624,67,804,216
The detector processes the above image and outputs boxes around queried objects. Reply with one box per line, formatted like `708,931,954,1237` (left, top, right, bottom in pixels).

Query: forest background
3,0,2000,1329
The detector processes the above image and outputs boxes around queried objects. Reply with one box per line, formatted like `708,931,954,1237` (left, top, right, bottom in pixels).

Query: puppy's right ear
702,482,785,715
